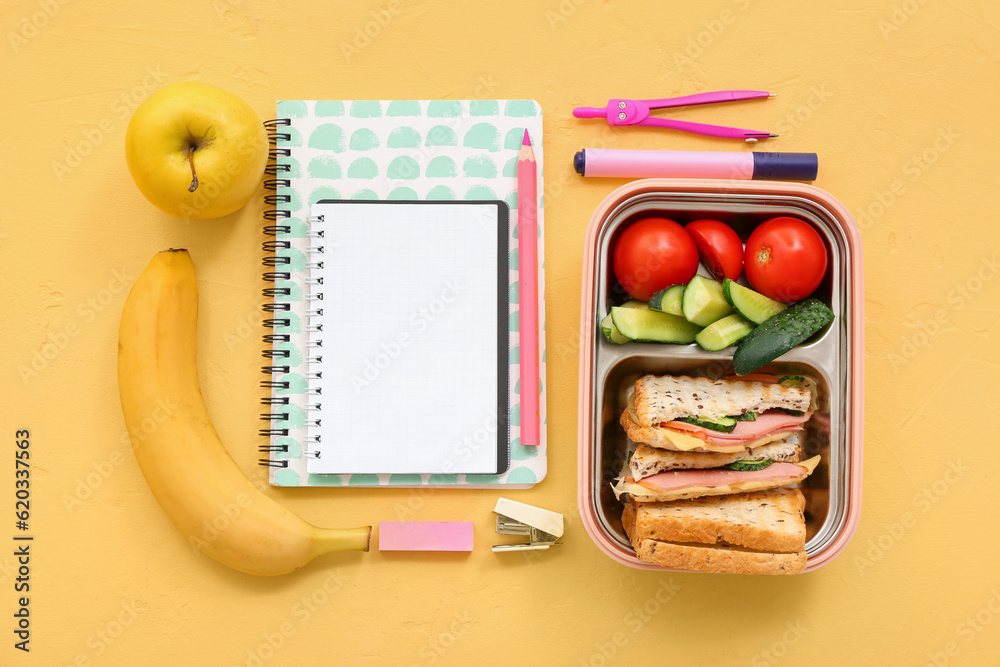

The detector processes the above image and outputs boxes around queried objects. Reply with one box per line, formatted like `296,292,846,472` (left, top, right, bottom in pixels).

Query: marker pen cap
751,152,818,181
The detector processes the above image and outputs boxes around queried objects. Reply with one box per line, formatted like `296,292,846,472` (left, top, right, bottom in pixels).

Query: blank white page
306,201,505,475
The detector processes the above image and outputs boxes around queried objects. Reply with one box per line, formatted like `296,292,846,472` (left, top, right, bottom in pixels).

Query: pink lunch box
576,178,864,573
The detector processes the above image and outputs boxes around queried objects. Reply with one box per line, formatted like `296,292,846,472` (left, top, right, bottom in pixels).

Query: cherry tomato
685,219,744,281
745,217,828,303
613,217,698,301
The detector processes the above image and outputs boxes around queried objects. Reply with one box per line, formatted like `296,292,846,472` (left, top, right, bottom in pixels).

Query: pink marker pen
573,149,817,181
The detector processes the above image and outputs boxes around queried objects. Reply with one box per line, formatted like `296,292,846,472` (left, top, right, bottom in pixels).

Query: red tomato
685,219,744,281
613,217,698,301
745,217,828,303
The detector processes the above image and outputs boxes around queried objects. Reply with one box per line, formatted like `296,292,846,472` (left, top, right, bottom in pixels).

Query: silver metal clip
491,498,564,553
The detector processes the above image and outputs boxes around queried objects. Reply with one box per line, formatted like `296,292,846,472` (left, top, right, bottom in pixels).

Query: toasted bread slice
621,488,808,575
632,375,811,427
630,435,803,479
626,487,806,552
631,540,807,575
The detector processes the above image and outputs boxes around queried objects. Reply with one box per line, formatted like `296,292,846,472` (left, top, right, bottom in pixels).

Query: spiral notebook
259,100,546,488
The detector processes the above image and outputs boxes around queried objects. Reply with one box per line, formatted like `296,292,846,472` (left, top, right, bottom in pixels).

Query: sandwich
619,374,815,454
621,487,808,575
614,374,820,503
614,373,821,574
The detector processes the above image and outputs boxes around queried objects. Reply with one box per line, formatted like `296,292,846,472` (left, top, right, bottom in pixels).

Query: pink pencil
517,130,540,447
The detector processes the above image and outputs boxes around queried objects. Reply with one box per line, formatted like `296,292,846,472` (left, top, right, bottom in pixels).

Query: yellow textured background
2,0,998,665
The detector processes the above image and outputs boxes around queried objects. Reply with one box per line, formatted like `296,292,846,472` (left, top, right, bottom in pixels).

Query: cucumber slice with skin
733,298,836,375
676,415,737,433
620,300,647,310
682,275,734,327
601,313,631,344
779,375,806,387
723,279,788,325
695,313,755,351
726,459,773,471
610,306,701,344
648,285,684,316
735,411,757,421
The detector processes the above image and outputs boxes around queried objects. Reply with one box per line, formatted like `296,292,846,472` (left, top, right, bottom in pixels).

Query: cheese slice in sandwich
613,455,820,503
629,432,804,480
620,374,814,454
622,487,808,575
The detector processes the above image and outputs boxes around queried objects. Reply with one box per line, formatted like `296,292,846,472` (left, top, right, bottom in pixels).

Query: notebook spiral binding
259,118,291,468
259,118,326,470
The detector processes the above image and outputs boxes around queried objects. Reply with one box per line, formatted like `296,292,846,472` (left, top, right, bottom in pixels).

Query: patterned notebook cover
263,99,546,488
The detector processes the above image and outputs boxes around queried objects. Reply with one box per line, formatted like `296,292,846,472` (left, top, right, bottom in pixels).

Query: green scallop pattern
349,128,380,150
426,185,456,200
314,101,345,116
470,100,500,116
425,125,458,146
387,186,419,200
426,156,456,178
308,124,346,151
387,100,421,116
278,100,308,118
350,100,382,117
387,127,421,148
308,156,342,180
270,100,545,488
387,155,420,179
463,155,496,178
347,157,379,179
463,123,501,151
427,100,462,117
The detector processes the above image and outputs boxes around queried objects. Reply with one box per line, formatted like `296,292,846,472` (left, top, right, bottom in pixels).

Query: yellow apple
125,81,268,220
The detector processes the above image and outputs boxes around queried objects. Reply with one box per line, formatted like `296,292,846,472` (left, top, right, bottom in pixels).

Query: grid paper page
307,201,504,474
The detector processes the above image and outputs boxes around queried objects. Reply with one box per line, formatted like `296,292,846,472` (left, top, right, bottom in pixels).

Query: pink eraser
378,522,474,552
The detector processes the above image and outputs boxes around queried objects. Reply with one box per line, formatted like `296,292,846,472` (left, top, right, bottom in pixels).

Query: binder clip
491,498,564,553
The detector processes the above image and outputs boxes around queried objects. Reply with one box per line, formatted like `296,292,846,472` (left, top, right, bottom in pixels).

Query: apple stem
187,146,199,193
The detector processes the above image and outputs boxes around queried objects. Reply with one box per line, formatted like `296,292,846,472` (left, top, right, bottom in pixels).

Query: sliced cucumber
726,459,773,471
694,313,755,351
648,285,684,316
682,275,734,327
620,300,647,310
676,415,737,433
735,411,757,421
778,375,806,387
601,313,631,344
723,279,787,324
733,298,835,375
610,306,701,344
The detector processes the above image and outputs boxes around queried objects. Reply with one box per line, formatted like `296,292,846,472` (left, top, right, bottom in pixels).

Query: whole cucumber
732,298,835,375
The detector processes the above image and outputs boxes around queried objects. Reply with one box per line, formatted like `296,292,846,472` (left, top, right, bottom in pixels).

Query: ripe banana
118,249,370,576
